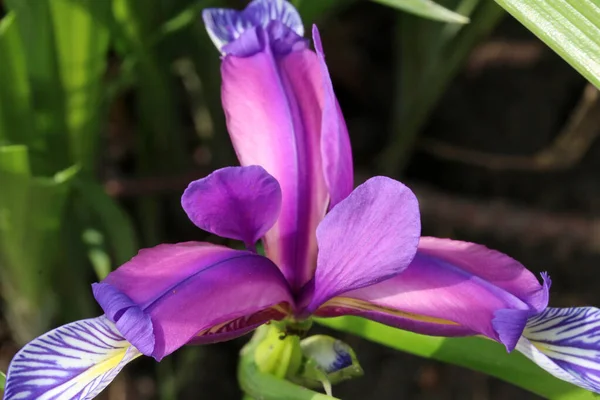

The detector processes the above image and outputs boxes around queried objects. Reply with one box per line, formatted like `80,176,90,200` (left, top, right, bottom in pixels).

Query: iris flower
4,0,600,399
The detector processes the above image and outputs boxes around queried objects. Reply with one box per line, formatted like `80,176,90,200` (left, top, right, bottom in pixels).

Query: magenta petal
312,25,353,209
221,43,328,290
306,177,420,312
94,242,292,360
418,237,550,312
319,250,535,351
181,166,282,248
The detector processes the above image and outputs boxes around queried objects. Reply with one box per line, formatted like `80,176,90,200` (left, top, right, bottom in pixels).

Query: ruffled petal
94,242,293,360
317,250,535,351
221,36,328,291
181,166,282,249
305,177,420,312
203,0,304,53
312,25,353,209
4,316,140,400
518,307,600,393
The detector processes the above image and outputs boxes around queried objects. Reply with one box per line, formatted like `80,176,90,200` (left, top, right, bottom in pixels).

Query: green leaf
49,0,111,169
371,0,469,24
380,0,504,174
493,0,600,90
0,145,78,343
0,13,36,147
318,316,596,399
5,0,70,169
1,370,5,391
74,179,138,266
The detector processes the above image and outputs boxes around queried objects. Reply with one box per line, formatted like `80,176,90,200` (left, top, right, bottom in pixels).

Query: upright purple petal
316,243,547,351
312,25,353,209
93,243,293,360
4,316,140,400
221,36,328,291
518,307,600,393
418,237,550,312
203,0,304,54
181,166,282,249
304,177,420,313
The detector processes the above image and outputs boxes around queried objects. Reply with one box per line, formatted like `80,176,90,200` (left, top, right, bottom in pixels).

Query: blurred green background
1,0,600,399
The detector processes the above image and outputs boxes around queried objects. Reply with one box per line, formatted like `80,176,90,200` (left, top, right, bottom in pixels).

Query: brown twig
103,172,600,254
419,83,600,171
410,182,600,254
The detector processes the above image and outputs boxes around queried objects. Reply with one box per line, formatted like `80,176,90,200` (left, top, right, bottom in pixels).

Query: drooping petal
517,307,600,393
312,25,353,209
4,316,140,400
203,0,304,53
418,237,551,312
181,166,282,249
305,177,420,312
93,242,292,360
221,33,328,291
316,250,537,351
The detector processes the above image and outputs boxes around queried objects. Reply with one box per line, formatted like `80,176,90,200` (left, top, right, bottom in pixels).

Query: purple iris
4,1,600,399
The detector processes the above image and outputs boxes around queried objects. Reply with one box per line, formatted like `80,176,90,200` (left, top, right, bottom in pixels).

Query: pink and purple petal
418,237,551,312
181,166,282,249
305,177,421,313
221,36,329,291
518,307,600,393
4,316,140,400
93,242,293,360
203,0,304,53
317,249,537,351
312,25,353,209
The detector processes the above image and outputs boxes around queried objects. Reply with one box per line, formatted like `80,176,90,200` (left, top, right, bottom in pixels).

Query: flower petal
94,242,293,360
305,177,420,312
312,25,353,209
517,307,600,393
316,250,534,351
418,237,550,312
181,166,282,248
203,0,303,53
4,316,140,400
221,35,328,291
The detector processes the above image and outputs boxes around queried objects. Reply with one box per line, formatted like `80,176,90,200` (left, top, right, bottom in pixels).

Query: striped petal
517,307,600,393
203,0,303,53
4,316,140,400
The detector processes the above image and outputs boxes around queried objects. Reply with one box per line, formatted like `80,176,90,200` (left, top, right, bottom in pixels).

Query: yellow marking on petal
76,346,140,385
319,297,460,326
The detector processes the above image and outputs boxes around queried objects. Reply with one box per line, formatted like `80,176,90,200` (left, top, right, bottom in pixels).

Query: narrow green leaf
318,316,596,399
1,370,6,391
5,0,70,168
493,0,600,89
0,146,77,343
49,0,111,169
372,0,469,24
381,0,504,174
74,179,138,265
0,13,36,147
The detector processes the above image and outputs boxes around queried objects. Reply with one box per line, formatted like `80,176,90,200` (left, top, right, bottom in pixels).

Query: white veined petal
202,0,304,52
4,316,141,400
517,307,600,393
